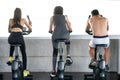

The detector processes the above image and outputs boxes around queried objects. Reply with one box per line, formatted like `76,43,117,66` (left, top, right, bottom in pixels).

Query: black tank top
11,23,23,30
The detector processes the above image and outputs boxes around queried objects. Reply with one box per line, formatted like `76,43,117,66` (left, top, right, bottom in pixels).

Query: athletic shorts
89,35,110,48
52,38,70,48
8,32,24,44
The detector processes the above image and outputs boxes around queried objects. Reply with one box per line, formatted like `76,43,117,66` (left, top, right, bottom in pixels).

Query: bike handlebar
86,30,93,35
22,30,32,35
27,15,30,21
49,30,72,34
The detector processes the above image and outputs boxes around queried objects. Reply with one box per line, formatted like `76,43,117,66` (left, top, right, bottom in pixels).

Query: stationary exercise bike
11,44,23,80
50,38,73,80
94,44,107,80
10,30,31,80
84,31,107,80
8,15,32,80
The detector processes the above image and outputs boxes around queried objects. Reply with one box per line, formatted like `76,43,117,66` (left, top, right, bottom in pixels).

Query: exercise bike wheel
57,61,64,80
12,60,23,80
93,68,100,80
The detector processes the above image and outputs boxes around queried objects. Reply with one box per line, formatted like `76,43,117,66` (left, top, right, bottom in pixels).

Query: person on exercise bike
7,8,32,77
85,9,110,71
49,6,73,77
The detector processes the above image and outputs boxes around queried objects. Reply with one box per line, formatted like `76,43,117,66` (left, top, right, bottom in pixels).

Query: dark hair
13,8,21,23
54,6,63,15
91,9,99,16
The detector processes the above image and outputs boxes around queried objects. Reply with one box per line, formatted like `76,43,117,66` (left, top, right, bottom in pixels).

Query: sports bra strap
11,23,23,30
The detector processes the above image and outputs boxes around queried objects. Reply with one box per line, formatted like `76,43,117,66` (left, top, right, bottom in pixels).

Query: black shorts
8,32,24,44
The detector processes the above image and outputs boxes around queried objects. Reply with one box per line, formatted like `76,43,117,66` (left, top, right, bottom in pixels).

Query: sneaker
6,57,13,65
105,65,109,71
66,56,73,66
89,59,97,69
23,70,30,77
50,71,56,78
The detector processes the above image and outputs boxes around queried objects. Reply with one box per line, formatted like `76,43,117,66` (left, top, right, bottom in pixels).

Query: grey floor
0,72,119,80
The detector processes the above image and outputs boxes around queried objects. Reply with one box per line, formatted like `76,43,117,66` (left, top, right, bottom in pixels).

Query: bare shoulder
64,15,69,21
21,18,27,23
9,18,14,24
89,17,93,22
9,18,13,20
102,17,108,21
64,15,68,18
50,16,53,19
21,18,26,21
50,16,53,21
9,18,13,21
102,16,107,19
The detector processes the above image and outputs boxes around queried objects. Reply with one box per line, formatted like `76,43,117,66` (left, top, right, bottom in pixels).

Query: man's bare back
86,9,110,71
89,15,109,36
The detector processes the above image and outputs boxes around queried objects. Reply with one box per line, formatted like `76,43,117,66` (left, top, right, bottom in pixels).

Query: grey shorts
52,39,70,48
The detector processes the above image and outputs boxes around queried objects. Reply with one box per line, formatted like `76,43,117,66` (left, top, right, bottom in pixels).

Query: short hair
54,6,63,15
91,9,99,16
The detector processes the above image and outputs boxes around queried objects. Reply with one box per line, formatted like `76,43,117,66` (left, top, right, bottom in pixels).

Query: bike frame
56,39,66,80
93,44,107,80
11,44,23,80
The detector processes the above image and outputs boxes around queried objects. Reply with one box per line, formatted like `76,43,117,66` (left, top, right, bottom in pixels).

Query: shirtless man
85,9,110,70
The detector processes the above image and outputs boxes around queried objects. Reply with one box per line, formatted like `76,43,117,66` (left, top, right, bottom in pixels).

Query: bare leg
88,46,94,60
66,43,73,64
88,46,96,68
104,48,109,65
66,44,70,56
52,48,58,72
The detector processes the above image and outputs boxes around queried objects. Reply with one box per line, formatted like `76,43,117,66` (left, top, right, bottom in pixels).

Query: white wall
0,35,119,73
0,0,120,37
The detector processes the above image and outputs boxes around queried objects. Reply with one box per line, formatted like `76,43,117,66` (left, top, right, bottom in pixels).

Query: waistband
93,35,108,38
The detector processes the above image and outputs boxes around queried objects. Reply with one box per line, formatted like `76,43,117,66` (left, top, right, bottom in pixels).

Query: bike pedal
64,75,73,80
84,74,94,80
6,61,12,66
50,76,58,80
89,66,96,69
66,60,73,66
89,64,98,69
0,74,3,80
24,74,33,80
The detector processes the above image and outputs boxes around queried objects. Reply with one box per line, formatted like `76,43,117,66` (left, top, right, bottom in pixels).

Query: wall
0,35,119,73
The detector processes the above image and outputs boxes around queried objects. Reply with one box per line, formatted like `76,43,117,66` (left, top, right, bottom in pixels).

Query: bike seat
95,44,107,47
11,44,21,47
55,38,67,42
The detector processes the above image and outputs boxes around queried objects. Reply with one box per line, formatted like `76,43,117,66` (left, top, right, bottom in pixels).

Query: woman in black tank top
7,8,32,77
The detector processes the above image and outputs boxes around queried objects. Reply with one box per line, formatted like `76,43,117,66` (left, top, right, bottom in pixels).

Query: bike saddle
55,38,67,42
11,44,21,46
95,44,107,47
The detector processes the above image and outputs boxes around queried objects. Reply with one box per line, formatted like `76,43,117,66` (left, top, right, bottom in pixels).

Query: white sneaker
66,56,73,65
50,72,56,77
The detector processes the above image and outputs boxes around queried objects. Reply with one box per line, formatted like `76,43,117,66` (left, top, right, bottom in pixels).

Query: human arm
8,19,12,33
107,22,109,31
65,15,72,32
85,17,92,35
8,23,11,33
49,16,53,33
107,19,109,31
24,18,32,32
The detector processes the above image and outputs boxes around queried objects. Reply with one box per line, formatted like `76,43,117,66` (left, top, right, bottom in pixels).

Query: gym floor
0,72,119,80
